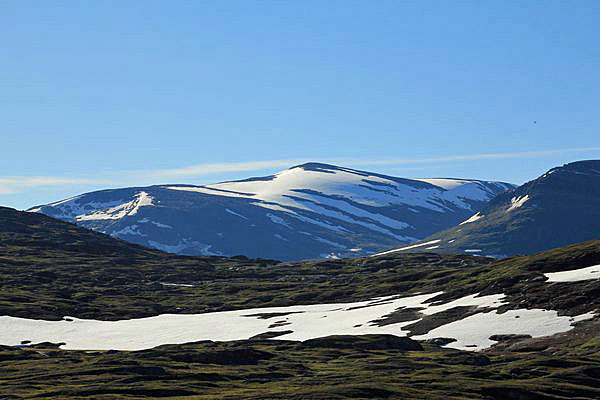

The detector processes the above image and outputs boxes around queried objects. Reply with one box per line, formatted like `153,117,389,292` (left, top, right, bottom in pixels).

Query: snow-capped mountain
29,163,514,260
376,160,600,258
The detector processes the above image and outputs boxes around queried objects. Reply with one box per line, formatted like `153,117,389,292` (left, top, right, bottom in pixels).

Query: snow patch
267,213,292,228
507,195,529,212
113,225,146,237
459,212,483,225
274,234,288,241
544,265,600,283
76,192,155,221
0,291,590,352
138,218,172,229
147,239,218,256
225,208,248,220
314,237,346,249
372,240,441,256
414,309,595,351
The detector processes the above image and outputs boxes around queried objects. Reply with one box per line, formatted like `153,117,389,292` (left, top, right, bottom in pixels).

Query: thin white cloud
2,146,598,196
0,177,106,195
142,147,600,179
144,159,311,179
337,147,600,167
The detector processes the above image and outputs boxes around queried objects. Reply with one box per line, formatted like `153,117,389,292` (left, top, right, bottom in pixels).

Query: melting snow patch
113,225,146,237
225,208,248,220
148,239,218,256
315,237,346,249
460,212,483,225
138,218,172,228
76,192,155,221
161,283,195,288
544,265,600,283
414,309,594,351
507,195,529,212
274,234,288,241
0,291,593,352
267,213,292,228
150,221,172,229
372,240,441,256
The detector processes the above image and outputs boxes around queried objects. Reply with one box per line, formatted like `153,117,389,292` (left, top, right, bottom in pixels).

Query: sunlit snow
507,194,529,212
544,265,600,282
372,240,442,256
76,192,155,221
459,212,483,225
2,291,590,352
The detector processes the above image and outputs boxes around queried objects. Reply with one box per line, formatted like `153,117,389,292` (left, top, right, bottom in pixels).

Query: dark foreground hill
378,160,600,258
1,206,599,399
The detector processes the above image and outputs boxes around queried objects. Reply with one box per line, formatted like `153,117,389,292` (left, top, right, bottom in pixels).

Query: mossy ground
1,330,599,399
1,207,600,399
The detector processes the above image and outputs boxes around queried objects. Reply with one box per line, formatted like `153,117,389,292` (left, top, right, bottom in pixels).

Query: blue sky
1,0,599,209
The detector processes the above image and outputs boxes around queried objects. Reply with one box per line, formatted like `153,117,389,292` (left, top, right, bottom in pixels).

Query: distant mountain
377,160,600,258
29,163,513,260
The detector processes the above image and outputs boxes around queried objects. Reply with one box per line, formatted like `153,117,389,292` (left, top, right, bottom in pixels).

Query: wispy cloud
0,177,106,195
2,146,599,196
143,159,312,179
343,147,600,167
141,146,600,180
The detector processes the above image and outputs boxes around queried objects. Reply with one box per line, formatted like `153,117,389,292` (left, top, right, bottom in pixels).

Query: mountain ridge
378,159,600,257
29,163,514,260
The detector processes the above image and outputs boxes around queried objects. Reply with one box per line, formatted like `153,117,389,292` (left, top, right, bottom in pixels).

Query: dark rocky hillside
379,160,600,258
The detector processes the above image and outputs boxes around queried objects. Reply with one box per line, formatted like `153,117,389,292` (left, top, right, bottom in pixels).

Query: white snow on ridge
314,237,346,249
507,194,529,212
460,212,483,225
76,192,155,221
267,213,292,228
415,178,471,190
0,291,593,352
372,240,441,256
165,166,508,238
147,239,219,256
138,218,172,229
225,208,248,220
544,265,600,283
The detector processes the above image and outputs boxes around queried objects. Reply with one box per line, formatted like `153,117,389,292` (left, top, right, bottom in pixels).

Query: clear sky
1,0,599,209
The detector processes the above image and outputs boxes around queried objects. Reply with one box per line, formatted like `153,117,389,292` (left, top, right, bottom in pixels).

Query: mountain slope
378,160,600,257
29,162,513,260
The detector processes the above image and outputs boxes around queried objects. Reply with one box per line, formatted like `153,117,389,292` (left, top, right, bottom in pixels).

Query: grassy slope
1,330,599,400
1,207,600,399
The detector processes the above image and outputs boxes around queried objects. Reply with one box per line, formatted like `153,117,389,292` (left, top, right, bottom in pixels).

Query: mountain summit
29,163,513,260
378,160,600,258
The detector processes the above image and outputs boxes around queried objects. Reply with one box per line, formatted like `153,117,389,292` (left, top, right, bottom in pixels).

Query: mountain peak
385,159,600,258
289,162,345,172
29,165,513,260
546,159,600,176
